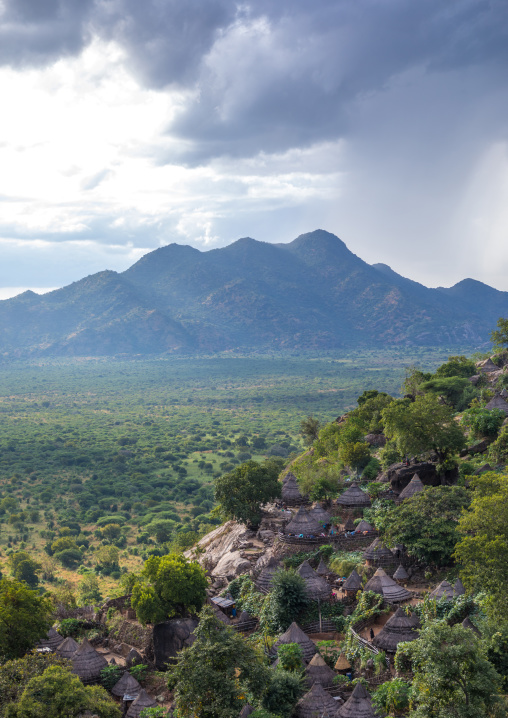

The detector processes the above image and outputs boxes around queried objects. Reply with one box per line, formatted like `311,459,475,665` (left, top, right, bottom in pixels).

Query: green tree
131,554,207,625
7,552,40,589
299,416,320,445
488,427,508,464
214,460,281,528
101,523,122,541
145,519,176,543
95,546,120,571
372,678,411,716
461,407,506,438
490,317,508,348
0,652,70,713
435,356,477,379
338,441,371,470
276,643,304,672
350,392,393,433
0,579,53,660
383,486,470,566
170,605,270,718
268,569,308,632
76,573,103,607
382,394,466,467
419,376,477,411
262,669,303,718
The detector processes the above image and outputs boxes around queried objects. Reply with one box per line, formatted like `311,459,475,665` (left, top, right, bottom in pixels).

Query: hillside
0,230,507,357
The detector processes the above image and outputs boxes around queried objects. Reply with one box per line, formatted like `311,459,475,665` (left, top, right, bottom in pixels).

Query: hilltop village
2,346,508,718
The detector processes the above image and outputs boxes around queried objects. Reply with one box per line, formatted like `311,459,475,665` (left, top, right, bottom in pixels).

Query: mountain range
1,230,506,358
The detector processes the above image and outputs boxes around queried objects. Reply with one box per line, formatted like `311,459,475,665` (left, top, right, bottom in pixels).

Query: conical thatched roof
111,671,142,698
393,564,409,581
479,358,498,373
304,653,337,688
56,636,79,660
454,577,465,596
273,622,317,663
125,689,157,718
356,519,374,532
283,471,297,484
309,503,332,525
372,607,419,653
337,482,371,507
342,569,362,591
282,475,305,503
462,617,481,636
37,627,63,651
315,559,329,576
338,681,378,718
363,538,395,563
295,681,342,718
71,637,108,683
344,516,356,531
364,568,412,603
256,556,280,592
429,580,455,600
297,560,332,601
485,394,508,415
285,506,322,535
398,473,425,501
334,653,351,671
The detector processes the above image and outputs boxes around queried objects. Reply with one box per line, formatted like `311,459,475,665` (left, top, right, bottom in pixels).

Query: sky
0,0,507,299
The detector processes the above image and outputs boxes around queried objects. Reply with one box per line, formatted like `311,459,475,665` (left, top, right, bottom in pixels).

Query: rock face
385,461,458,493
184,521,250,570
153,618,199,669
212,552,252,579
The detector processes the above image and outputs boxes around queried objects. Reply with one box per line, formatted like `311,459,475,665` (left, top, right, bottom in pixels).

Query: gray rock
153,618,199,670
125,648,144,668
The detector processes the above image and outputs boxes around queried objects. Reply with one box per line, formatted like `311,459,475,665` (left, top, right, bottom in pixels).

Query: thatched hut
304,653,336,688
56,636,79,660
337,681,378,718
372,607,419,653
309,503,332,526
485,394,508,415
454,578,465,596
334,653,351,673
297,560,332,601
429,580,455,600
342,569,362,597
462,617,481,636
397,473,425,502
343,516,356,532
336,483,371,509
282,475,306,505
37,627,64,652
284,506,322,536
256,556,280,593
392,564,409,583
125,689,157,718
363,538,396,570
294,681,342,718
355,519,374,533
111,671,142,698
71,637,108,684
478,358,499,373
283,471,297,484
316,559,329,577
364,568,412,603
273,623,317,663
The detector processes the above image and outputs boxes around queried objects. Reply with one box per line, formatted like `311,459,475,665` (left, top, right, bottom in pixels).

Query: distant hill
0,230,506,357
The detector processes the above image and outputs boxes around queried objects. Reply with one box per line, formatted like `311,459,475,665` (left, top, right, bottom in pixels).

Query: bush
362,458,381,480
461,408,506,438
59,618,84,638
262,669,303,718
100,665,123,691
488,428,508,464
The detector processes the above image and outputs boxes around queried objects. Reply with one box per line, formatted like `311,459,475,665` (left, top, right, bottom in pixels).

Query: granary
343,516,356,532
397,473,425,502
284,506,322,536
364,568,412,603
342,569,362,598
315,558,329,577
282,474,306,505
282,470,298,484
334,653,351,673
372,607,419,653
355,519,375,533
273,622,317,663
297,560,332,601
478,358,499,373
336,482,371,509
56,636,79,660
429,580,455,601
454,577,465,596
363,538,396,570
111,671,142,699
256,556,280,593
36,627,63,652
392,564,409,583
125,689,157,718
304,653,337,688
309,503,332,526
71,637,108,684
294,681,343,718
485,394,508,415
337,680,379,718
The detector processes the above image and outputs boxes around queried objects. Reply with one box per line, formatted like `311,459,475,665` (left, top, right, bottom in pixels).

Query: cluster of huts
37,629,157,717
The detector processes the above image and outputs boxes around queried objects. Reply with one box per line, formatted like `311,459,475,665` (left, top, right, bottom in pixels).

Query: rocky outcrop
212,552,252,579
364,433,386,447
384,461,458,494
153,618,198,669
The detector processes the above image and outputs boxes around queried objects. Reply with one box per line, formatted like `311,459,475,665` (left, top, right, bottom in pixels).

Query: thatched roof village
71,637,108,684
294,681,343,718
336,482,372,508
297,560,332,601
284,506,323,536
337,681,379,718
304,653,337,688
372,607,420,653
364,568,412,603
273,623,317,663
397,472,425,501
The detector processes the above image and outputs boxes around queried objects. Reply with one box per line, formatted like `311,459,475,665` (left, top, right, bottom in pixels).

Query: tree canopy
0,579,53,660
490,317,508,348
214,459,281,527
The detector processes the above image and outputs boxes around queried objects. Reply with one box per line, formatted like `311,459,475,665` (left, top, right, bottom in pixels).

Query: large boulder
212,551,251,579
385,461,458,494
153,618,199,669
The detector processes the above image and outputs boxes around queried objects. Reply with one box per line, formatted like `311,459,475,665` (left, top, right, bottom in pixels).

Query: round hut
56,636,79,660
337,681,378,718
355,519,374,533
334,653,351,674
343,516,356,532
397,473,425,503
37,627,64,652
364,568,412,603
342,569,362,598
304,653,336,688
485,394,508,415
111,671,142,699
294,681,343,718
315,559,329,577
336,482,371,510
392,564,409,583
372,607,419,653
363,538,396,571
71,637,108,684
282,475,306,506
454,577,465,596
125,689,157,718
273,623,317,663
309,503,332,527
284,506,322,537
297,560,332,601
256,556,280,593
283,471,298,484
429,580,455,600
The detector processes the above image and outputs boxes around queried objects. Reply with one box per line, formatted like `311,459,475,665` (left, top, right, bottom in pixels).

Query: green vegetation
214,459,282,527
0,579,53,660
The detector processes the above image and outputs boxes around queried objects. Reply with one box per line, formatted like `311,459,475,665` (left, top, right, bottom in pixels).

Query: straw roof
342,569,362,591
337,482,371,507
297,560,332,601
285,506,322,535
364,568,412,603
295,681,342,718
479,358,498,373
256,556,280,592
309,503,332,525
316,559,329,576
462,617,481,636
429,580,455,600
454,578,465,596
356,519,374,532
393,564,409,581
125,689,157,718
273,622,317,663
337,681,378,718
283,471,297,484
334,653,351,671
111,671,142,698
485,394,508,415
363,538,395,563
37,627,64,652
304,653,337,688
344,517,356,531
398,473,425,501
71,637,108,683
282,475,305,504
372,607,419,653
56,636,79,660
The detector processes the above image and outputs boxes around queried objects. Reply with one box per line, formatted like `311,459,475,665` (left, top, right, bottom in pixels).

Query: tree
0,578,53,659
261,669,303,718
170,605,270,718
419,376,476,411
95,546,120,572
76,573,103,607
461,407,506,438
214,460,281,528
350,392,393,433
101,523,122,541
338,441,371,470
7,552,40,589
435,356,477,379
454,472,508,622
372,678,411,716
0,652,70,711
267,569,308,632
397,621,504,718
131,554,207,625
382,394,466,466
490,317,508,348
300,416,320,445
383,486,470,566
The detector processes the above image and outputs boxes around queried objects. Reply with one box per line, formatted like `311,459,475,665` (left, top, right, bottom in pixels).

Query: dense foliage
214,460,281,527
0,579,53,660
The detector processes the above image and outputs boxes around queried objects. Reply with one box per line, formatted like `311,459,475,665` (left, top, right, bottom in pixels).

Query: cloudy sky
0,0,507,298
